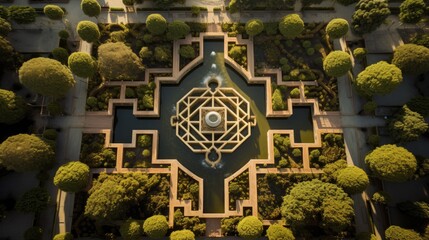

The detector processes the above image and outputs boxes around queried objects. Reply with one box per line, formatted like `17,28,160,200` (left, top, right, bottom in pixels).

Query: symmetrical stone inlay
171,78,256,168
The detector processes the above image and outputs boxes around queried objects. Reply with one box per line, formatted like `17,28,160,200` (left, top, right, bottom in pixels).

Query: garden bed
80,133,116,168
273,134,303,168
123,134,153,168
179,42,199,70
177,169,199,210
228,170,249,210
309,133,346,168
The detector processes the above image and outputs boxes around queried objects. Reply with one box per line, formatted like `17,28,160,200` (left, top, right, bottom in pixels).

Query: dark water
113,40,314,213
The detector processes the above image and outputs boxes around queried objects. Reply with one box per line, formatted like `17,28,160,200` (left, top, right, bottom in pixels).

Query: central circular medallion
205,111,221,128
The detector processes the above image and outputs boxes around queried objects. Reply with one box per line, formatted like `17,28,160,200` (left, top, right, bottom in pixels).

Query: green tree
170,229,195,240
266,224,295,240
167,20,190,40
179,45,195,59
98,42,144,81
365,144,417,182
19,57,75,97
0,134,55,172
154,45,171,63
52,47,69,65
352,0,390,34
54,161,90,192
120,219,143,240
355,61,402,97
58,29,69,39
245,19,264,36
0,6,9,19
279,14,304,39
16,187,51,213
53,232,73,240
281,179,354,233
326,18,349,39
388,105,428,143
407,96,429,117
0,36,20,71
323,51,352,77
399,0,425,24
0,89,27,124
385,226,423,240
392,44,429,75
353,47,367,62
0,17,11,37
76,20,100,43
81,0,101,17
68,52,96,78
336,166,369,194
398,201,429,219
146,14,167,35
237,216,263,239
143,215,169,238
8,6,36,24
272,88,285,111
43,5,64,20
372,191,390,205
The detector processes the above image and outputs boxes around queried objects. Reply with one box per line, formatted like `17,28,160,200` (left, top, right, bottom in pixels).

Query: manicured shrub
48,102,62,116
139,46,153,60
289,88,300,98
292,148,301,157
352,0,390,34
53,232,73,240
52,47,69,65
142,149,151,158
19,57,75,97
143,215,169,238
138,135,151,147
0,17,11,37
170,229,195,240
323,51,352,77
76,20,100,43
154,45,171,62
363,101,377,114
0,88,26,125
167,20,190,40
355,61,402,97
180,45,195,59
24,226,43,240
399,0,425,24
68,52,96,78
336,166,369,194
0,134,55,172
16,187,51,213
245,19,264,36
392,44,429,75
146,14,167,35
0,6,9,19
81,0,101,17
43,5,64,20
353,47,367,61
407,96,429,117
266,224,295,240
385,225,423,240
398,201,429,219
54,161,90,192
272,88,285,111
279,14,304,39
264,22,278,35
120,219,142,240
237,216,263,239
372,191,390,205
58,29,69,39
365,144,417,182
388,105,428,143
8,6,36,24
42,129,58,140
326,18,349,39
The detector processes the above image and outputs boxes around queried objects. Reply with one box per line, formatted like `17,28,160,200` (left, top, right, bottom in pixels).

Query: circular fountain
205,111,222,128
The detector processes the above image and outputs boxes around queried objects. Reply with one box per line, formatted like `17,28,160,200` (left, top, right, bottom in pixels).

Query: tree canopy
8,6,36,24
281,179,354,234
146,14,167,35
245,19,264,36
266,224,295,240
19,57,75,97
76,20,100,43
52,47,69,65
398,201,429,219
352,0,390,34
237,216,263,239
326,18,349,39
399,0,425,24
54,161,90,192
388,105,428,143
120,219,142,240
323,51,352,77
385,225,423,240
43,5,64,20
0,88,27,125
392,44,429,75
0,134,55,172
336,166,369,194
98,42,144,81
355,61,402,97
279,14,304,39
170,229,195,240
0,17,11,37
15,187,51,213
68,52,96,78
81,0,101,17
365,144,417,182
166,20,190,40
143,215,169,238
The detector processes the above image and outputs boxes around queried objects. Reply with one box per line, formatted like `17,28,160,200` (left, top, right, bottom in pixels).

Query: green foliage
120,219,142,240
170,229,195,240
53,232,73,240
279,14,304,39
180,45,195,59
191,6,200,17
353,47,367,62
367,134,380,148
266,224,295,240
154,45,172,63
221,216,242,236
385,225,423,240
326,18,349,39
356,232,377,240
19,57,75,97
81,0,101,17
321,159,347,182
407,96,429,117
138,135,152,148
139,46,153,61
272,88,285,111
363,101,377,114
52,47,69,65
98,42,144,81
355,61,402,97
0,134,54,172
245,19,264,36
388,105,428,143
77,20,100,43
237,216,263,239
68,52,96,78
264,22,278,35
58,29,69,39
48,102,62,116
336,166,369,194
398,201,429,219
0,6,9,19
174,208,205,236
54,161,90,192
323,51,351,77
16,187,50,213
43,129,58,140
399,0,425,24
8,6,36,24
0,36,20,71
43,5,64,20
123,0,134,5
146,14,167,35
0,17,11,37
281,179,354,233
289,88,300,98
392,44,429,75
0,88,26,124
143,215,169,238
365,144,417,182
410,33,429,48
24,226,43,240
352,0,390,34
167,20,190,40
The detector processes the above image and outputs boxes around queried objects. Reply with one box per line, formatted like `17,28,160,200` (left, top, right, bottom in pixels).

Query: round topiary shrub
52,47,69,65
266,224,295,240
43,5,64,20
16,187,51,213
76,20,100,43
279,14,304,39
392,43,429,75
53,232,73,240
336,166,369,194
54,161,90,192
237,216,263,239
68,52,96,78
42,129,58,140
0,88,27,125
120,219,142,240
146,14,167,35
245,18,264,36
0,17,11,37
353,47,367,61
170,229,195,240
372,191,390,205
180,45,195,59
385,225,423,240
355,61,402,97
139,46,153,60
289,88,300,98
323,51,352,77
58,29,69,39
399,0,425,24
8,6,36,24
166,20,190,40
143,215,169,239
326,18,349,39
81,0,101,17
